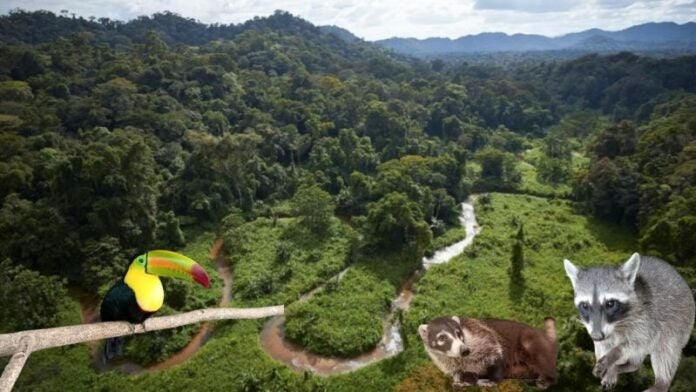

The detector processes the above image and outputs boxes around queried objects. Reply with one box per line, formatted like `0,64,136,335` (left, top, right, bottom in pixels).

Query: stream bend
260,195,481,374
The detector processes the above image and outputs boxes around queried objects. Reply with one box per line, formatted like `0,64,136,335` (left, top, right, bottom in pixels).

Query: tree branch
0,305,284,391
0,336,32,392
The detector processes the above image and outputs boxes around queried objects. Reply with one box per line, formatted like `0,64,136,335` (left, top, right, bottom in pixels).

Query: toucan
100,250,210,361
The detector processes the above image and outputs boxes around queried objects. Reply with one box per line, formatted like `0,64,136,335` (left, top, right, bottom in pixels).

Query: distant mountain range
375,22,696,56
2,10,695,59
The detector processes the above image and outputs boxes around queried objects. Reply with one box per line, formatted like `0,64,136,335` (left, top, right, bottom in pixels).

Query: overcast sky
2,0,695,40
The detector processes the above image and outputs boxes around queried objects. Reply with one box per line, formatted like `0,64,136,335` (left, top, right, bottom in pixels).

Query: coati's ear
418,324,428,340
451,316,460,325
621,253,641,286
563,259,579,290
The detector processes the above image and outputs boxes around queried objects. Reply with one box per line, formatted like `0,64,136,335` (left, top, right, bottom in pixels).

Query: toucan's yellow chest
124,266,164,313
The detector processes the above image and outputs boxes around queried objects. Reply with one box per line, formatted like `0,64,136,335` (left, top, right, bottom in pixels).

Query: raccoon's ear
418,324,428,340
621,253,641,286
451,316,460,325
563,259,579,289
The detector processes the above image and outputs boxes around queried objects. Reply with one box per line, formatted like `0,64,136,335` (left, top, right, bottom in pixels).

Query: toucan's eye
138,258,145,264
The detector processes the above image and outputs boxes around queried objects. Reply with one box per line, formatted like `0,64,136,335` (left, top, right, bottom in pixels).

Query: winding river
260,195,481,374
75,196,480,374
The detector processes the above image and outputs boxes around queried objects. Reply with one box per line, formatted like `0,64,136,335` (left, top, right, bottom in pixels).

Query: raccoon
418,316,557,389
564,252,695,392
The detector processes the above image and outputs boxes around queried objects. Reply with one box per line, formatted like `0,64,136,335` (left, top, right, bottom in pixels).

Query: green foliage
285,267,392,357
363,192,432,252
225,218,355,305
0,259,66,332
475,147,521,189
0,80,33,101
576,94,696,263
291,185,334,235
536,155,572,184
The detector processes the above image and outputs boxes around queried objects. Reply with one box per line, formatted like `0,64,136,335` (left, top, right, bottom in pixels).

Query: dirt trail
260,195,481,375
75,238,232,373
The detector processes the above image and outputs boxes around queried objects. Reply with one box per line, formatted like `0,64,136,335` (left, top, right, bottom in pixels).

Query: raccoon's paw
476,379,498,388
593,356,610,378
600,372,618,391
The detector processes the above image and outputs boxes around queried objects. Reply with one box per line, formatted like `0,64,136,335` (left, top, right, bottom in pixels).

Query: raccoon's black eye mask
577,300,628,322
577,301,591,320
604,300,629,321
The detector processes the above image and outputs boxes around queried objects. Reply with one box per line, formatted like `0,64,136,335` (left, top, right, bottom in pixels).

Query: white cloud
474,0,578,13
1,0,694,40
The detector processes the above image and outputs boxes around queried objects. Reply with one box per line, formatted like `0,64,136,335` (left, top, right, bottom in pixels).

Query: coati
418,316,557,389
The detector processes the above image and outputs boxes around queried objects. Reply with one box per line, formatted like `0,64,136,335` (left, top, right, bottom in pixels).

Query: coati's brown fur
418,316,557,389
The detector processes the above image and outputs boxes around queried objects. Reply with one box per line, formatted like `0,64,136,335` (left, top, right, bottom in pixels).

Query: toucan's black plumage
100,279,153,324
100,279,154,362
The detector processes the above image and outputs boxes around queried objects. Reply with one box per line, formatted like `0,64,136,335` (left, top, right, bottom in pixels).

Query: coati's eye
605,300,616,309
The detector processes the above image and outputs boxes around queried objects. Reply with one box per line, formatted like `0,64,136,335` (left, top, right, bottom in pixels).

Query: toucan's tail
543,317,557,342
103,337,124,363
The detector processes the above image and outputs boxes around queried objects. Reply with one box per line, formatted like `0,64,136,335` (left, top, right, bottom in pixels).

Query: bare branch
0,336,32,392
0,305,284,391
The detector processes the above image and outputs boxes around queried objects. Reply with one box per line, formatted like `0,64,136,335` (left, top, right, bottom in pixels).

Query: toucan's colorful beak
145,250,210,288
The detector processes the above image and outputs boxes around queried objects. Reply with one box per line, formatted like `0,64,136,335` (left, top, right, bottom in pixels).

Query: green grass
225,217,357,307
407,193,636,325
517,148,572,198
285,266,393,357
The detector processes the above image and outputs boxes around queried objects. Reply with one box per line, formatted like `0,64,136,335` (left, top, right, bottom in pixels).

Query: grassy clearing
285,266,393,357
517,148,572,198
283,243,421,357
406,193,636,325
225,217,357,307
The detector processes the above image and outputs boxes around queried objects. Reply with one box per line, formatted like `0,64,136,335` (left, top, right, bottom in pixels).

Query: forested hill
0,9,321,46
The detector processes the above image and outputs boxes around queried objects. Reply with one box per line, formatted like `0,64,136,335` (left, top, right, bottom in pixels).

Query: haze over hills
376,22,696,56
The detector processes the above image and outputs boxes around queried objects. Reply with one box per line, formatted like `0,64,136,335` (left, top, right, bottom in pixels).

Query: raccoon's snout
590,331,605,341
460,346,470,356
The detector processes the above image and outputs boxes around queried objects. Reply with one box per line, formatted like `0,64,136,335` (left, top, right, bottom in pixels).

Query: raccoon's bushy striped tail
543,317,557,342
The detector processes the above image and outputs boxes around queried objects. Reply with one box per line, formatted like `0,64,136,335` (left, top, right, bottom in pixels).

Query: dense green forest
1,9,695,392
